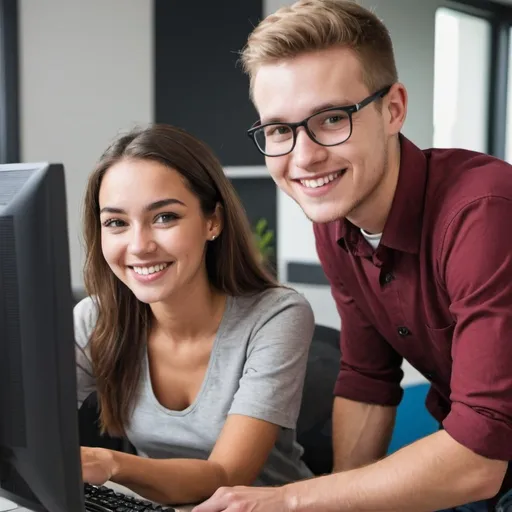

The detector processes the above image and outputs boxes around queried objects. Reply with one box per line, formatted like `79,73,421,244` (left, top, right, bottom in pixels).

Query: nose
292,127,328,169
128,225,156,256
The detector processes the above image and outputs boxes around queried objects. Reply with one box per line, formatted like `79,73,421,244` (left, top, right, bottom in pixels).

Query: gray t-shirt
75,287,315,486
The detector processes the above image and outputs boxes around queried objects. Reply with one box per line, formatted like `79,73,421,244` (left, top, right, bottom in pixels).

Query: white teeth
132,263,169,275
300,171,342,188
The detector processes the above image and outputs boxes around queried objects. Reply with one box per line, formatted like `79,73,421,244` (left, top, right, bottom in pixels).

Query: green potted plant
253,217,275,268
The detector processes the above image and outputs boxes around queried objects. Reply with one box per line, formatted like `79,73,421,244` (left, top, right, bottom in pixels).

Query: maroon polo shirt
313,135,512,496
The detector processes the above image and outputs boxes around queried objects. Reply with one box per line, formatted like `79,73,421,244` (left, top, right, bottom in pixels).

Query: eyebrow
100,198,186,215
261,100,354,125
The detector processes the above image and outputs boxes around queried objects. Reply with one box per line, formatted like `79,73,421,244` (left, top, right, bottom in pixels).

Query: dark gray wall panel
287,262,329,286
154,0,264,167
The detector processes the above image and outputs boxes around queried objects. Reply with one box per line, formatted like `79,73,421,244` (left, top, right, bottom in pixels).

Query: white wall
19,0,153,291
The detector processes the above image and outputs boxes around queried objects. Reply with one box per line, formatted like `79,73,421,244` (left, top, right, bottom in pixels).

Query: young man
193,1,512,511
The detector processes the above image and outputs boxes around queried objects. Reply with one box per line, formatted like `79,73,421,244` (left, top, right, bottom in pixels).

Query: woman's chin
130,289,171,305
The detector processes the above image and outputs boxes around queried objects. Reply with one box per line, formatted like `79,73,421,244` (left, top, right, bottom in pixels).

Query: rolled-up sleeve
442,196,512,460
314,225,404,407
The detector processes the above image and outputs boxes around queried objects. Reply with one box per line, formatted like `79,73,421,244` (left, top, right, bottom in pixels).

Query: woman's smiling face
98,158,221,304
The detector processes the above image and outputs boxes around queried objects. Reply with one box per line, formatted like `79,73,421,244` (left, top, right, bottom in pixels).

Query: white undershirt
360,228,382,250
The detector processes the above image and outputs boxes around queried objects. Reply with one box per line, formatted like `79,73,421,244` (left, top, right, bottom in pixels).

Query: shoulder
427,148,512,211
426,149,512,243
73,295,99,349
236,286,312,313
231,287,315,331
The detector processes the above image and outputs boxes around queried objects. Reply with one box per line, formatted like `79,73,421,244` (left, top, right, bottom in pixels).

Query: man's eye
326,115,344,124
265,125,290,136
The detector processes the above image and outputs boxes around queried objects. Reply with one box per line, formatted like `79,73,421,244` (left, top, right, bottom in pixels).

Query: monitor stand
0,497,17,511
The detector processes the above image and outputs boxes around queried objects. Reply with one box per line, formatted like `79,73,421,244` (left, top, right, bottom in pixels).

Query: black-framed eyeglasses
247,85,392,157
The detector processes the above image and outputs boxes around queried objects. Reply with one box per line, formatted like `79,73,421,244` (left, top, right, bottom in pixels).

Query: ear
207,202,224,241
385,82,408,136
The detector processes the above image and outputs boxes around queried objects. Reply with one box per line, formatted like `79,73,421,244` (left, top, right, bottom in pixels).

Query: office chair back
296,324,341,475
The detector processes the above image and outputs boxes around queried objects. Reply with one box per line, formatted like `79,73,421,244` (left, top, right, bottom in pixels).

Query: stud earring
210,235,216,241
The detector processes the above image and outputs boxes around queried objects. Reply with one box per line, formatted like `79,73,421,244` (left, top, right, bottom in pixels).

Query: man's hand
81,446,119,486
192,485,291,512
195,430,506,512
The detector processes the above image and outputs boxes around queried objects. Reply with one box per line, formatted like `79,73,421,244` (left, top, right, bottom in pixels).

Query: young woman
75,124,315,506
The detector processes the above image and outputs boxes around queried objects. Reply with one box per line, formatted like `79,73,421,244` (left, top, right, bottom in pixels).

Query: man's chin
301,205,347,224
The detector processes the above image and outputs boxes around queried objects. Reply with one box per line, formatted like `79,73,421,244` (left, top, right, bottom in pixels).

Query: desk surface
4,481,194,512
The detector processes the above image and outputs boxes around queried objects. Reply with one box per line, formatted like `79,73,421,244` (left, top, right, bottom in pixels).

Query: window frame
440,0,512,159
0,0,20,164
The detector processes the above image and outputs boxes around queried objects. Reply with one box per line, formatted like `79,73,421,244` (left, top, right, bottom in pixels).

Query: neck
149,271,227,342
348,136,401,234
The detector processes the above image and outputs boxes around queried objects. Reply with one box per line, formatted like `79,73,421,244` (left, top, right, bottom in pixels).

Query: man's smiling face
253,46,405,229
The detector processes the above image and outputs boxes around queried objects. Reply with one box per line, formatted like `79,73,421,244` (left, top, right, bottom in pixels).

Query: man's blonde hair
241,0,398,94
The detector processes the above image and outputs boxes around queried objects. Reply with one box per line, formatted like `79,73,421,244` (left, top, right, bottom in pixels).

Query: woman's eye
103,218,126,228
155,212,179,224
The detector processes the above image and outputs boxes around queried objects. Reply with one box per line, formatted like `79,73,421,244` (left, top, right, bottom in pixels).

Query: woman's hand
81,446,119,486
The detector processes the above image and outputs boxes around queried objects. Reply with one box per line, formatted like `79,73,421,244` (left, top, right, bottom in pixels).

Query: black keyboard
84,483,176,511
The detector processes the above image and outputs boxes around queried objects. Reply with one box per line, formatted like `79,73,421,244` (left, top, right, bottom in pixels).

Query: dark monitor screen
0,162,84,511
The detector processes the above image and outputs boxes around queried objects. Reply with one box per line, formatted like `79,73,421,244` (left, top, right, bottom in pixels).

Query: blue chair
388,382,438,453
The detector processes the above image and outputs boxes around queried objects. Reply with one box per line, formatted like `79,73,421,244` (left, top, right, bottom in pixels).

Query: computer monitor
0,162,84,511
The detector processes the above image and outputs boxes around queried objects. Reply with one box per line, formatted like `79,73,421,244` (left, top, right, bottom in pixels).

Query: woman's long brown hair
83,124,277,436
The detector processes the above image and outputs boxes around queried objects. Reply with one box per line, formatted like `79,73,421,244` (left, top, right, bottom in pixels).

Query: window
433,7,491,153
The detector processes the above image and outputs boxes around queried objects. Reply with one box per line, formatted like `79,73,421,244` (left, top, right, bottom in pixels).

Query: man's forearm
332,397,396,472
286,430,506,512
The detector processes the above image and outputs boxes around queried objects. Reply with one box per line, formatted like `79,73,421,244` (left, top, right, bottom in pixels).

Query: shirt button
397,326,410,337
383,272,394,284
